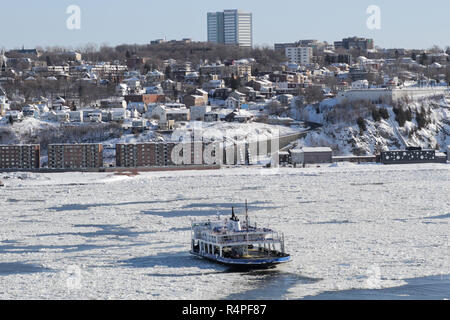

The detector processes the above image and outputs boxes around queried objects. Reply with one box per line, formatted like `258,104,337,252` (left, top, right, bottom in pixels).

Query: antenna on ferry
245,199,249,230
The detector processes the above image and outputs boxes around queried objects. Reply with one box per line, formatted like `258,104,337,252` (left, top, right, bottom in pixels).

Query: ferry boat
190,201,291,268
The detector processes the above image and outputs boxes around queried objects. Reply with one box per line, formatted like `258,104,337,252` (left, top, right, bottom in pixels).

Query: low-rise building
380,148,436,164
116,141,210,167
116,142,177,167
48,144,103,169
291,147,332,165
0,144,40,169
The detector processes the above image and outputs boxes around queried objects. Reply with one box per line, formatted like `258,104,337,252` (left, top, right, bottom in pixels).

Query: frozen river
0,163,448,299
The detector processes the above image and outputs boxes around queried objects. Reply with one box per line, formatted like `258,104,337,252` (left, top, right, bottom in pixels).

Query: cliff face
293,97,450,155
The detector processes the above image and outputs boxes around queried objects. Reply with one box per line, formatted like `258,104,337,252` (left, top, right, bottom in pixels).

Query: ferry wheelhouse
190,203,291,268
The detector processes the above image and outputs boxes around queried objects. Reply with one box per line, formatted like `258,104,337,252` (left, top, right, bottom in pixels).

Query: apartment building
334,37,374,51
48,144,103,169
116,142,210,167
285,47,313,65
116,142,177,167
0,144,40,169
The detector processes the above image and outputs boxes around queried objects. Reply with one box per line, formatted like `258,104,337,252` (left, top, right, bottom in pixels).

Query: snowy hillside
293,97,450,155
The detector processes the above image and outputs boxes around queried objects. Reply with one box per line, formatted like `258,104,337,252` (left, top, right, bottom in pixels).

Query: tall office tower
207,9,252,48
207,12,224,44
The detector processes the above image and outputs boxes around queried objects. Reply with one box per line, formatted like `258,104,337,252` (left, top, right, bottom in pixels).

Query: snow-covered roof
300,147,332,153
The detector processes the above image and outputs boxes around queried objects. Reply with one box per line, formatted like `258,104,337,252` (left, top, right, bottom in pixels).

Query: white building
69,111,84,122
0,88,10,116
285,47,313,65
351,80,369,89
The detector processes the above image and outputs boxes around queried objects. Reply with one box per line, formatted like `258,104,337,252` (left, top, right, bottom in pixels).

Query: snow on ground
0,163,449,299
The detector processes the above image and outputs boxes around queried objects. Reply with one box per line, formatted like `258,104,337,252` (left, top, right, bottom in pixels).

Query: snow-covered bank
293,97,450,155
0,163,448,299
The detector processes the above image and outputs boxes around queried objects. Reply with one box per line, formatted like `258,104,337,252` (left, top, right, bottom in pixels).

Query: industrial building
290,147,333,165
380,148,436,164
48,144,103,169
0,144,40,169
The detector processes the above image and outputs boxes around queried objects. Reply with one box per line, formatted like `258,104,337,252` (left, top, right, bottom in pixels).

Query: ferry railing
215,232,281,245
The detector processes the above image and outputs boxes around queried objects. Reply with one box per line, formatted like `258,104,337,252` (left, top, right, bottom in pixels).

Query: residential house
204,111,220,122
151,105,190,122
159,120,175,131
48,111,69,123
69,110,84,122
22,104,40,118
277,94,294,105
351,79,369,89
183,95,206,108
146,70,165,83
211,87,232,100
5,110,23,122
224,96,240,109
100,98,127,109
110,108,129,122
224,109,254,123
190,105,211,121
229,91,246,104
127,102,147,115
203,79,225,91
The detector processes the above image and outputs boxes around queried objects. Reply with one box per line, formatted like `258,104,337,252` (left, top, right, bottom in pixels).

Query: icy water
0,163,448,299
304,274,450,300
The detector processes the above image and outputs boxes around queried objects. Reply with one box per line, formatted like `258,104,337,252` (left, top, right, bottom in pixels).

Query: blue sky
1,0,449,50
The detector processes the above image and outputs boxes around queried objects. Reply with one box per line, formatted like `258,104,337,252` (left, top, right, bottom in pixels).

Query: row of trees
2,80,116,108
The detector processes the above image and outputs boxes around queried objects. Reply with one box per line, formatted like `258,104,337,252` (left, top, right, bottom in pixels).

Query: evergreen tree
372,108,381,122
419,52,428,65
394,106,407,127
416,106,428,129
357,117,367,133
230,74,240,90
379,108,389,120
165,65,171,79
